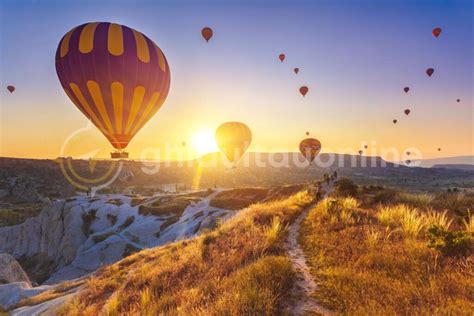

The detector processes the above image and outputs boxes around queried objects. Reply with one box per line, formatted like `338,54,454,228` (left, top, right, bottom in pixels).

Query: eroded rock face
0,254,31,285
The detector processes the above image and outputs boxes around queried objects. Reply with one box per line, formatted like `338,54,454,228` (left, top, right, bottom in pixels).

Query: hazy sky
1,0,472,160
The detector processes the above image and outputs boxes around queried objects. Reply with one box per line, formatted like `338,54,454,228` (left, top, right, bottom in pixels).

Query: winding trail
283,181,334,315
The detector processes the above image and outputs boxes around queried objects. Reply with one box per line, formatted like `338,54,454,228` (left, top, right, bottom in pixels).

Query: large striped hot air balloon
55,22,170,157
299,138,321,162
215,122,252,164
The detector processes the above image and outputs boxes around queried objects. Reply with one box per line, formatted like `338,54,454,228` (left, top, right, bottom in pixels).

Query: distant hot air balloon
393,119,398,124
215,122,252,164
364,145,368,149
456,99,461,103
55,22,170,158
406,151,411,156
294,68,299,74
306,131,310,136
404,109,411,115
279,54,285,62
406,160,411,165
299,86,309,97
438,148,441,151
299,138,321,163
201,27,213,42
404,87,409,93
358,150,363,155
432,27,442,38
181,141,186,147
7,85,15,93
426,68,434,77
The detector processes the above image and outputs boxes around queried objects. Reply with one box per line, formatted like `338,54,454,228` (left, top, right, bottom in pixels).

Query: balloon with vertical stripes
55,22,170,150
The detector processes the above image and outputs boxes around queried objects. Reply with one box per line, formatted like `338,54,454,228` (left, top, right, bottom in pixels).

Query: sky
0,0,472,161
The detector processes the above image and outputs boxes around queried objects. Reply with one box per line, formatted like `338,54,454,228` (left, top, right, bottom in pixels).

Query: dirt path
283,181,333,315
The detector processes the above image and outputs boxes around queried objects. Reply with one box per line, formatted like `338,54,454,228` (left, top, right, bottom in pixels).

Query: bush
427,225,473,257
334,178,358,197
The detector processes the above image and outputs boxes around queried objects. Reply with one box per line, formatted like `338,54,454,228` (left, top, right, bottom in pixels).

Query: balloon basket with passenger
111,150,129,159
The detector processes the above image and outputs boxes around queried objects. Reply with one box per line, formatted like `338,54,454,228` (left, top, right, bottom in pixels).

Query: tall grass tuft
377,204,424,238
423,209,453,231
396,192,434,208
463,211,474,234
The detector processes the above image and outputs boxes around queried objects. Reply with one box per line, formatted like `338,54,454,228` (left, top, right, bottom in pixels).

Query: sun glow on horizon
190,130,219,156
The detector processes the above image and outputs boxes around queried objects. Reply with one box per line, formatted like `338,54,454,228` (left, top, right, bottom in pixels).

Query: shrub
427,225,473,257
334,178,358,197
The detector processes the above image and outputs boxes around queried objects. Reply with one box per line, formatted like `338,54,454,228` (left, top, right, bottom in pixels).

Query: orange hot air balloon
294,67,299,74
404,87,409,93
7,85,15,93
404,109,411,115
299,138,321,162
426,68,434,77
393,119,397,124
215,122,252,164
432,27,442,38
55,22,170,157
201,27,213,42
358,150,363,155
279,54,285,62
299,86,309,97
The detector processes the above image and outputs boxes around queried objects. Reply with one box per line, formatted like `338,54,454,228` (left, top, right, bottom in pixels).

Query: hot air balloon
404,87,409,93
432,27,442,38
404,109,411,115
438,148,441,151
364,145,368,149
306,131,310,136
55,22,170,159
181,141,186,147
201,27,213,42
299,86,309,97
426,68,434,77
393,119,397,124
279,54,285,62
406,160,411,165
358,150,363,155
299,138,321,162
406,151,411,156
7,85,15,93
294,68,299,74
457,99,461,103
215,122,252,164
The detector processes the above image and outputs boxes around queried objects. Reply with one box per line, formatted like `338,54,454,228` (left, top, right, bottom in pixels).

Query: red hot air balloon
426,68,434,77
393,119,397,124
432,27,442,38
7,85,15,93
299,138,321,162
55,22,170,157
201,27,213,42
299,86,309,97
404,87,409,93
294,68,299,74
404,109,411,115
279,54,285,62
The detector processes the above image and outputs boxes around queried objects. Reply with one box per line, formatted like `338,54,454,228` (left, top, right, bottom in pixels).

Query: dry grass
300,195,474,314
396,192,435,208
58,190,313,315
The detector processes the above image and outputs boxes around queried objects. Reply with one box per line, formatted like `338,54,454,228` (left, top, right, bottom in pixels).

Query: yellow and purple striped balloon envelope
55,22,170,150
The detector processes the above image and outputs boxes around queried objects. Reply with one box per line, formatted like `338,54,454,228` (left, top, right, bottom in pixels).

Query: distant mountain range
401,156,474,168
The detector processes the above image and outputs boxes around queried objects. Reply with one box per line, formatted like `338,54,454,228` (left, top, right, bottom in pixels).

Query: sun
191,130,218,155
